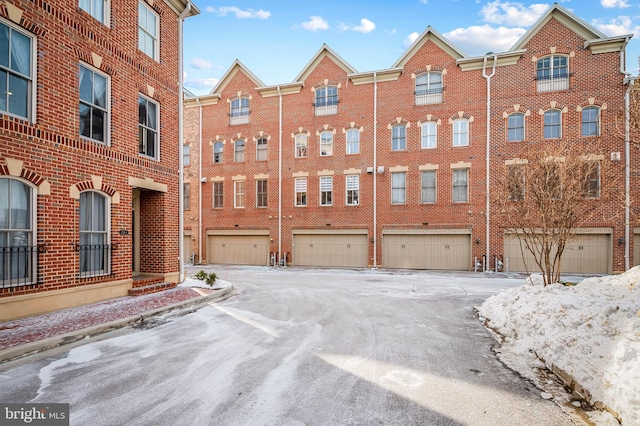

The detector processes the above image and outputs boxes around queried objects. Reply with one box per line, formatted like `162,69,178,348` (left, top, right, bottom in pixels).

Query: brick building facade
184,5,637,275
0,0,199,320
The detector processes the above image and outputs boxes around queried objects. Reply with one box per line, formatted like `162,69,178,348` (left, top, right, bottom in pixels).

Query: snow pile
479,267,640,425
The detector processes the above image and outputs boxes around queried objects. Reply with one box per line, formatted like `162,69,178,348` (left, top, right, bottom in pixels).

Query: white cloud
189,58,213,70
206,6,271,19
341,18,376,33
601,0,631,8
593,16,640,37
404,31,420,47
184,76,220,93
300,16,329,31
444,25,527,55
480,1,550,26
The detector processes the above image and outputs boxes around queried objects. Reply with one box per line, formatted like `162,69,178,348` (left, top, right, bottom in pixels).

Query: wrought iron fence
75,243,115,278
1,245,44,288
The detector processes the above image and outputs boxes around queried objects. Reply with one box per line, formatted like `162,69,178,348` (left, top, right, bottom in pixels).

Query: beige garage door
504,230,611,274
634,232,640,267
183,234,193,264
293,230,368,268
382,231,471,270
207,231,270,266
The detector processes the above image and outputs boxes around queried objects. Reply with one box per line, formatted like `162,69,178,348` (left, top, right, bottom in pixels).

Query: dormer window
536,55,569,92
415,72,442,105
315,85,337,116
230,97,249,125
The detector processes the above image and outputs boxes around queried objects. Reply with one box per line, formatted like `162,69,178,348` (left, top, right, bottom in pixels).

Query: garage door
292,230,368,268
183,234,193,264
504,229,611,274
382,230,471,270
207,230,270,266
634,231,640,267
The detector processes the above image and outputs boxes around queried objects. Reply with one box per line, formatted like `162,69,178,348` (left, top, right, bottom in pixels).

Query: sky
182,0,640,96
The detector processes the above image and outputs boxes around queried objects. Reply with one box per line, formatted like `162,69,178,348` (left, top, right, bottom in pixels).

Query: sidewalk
0,282,234,364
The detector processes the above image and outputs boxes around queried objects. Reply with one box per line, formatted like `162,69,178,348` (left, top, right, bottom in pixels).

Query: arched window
507,113,525,142
0,178,35,284
213,141,223,164
415,72,442,104
234,139,245,162
536,55,569,92
582,106,600,137
79,191,109,276
230,97,249,125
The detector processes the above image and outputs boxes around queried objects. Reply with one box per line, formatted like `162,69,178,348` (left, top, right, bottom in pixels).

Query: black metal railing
75,243,115,278
415,87,443,96
1,245,44,288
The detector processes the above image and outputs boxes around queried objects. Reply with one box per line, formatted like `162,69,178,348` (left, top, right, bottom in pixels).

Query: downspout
177,2,192,281
196,97,202,264
373,72,378,268
625,78,633,271
482,55,497,271
277,86,283,265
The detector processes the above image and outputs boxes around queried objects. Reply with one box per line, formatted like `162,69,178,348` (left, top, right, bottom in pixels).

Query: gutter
482,55,497,270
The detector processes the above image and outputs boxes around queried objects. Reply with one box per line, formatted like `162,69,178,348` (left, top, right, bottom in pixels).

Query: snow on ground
478,267,640,425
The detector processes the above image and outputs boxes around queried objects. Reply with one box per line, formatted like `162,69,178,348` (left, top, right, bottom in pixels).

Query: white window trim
79,190,111,277
139,1,160,61
234,180,245,209
319,176,333,206
421,122,437,149
346,174,359,206
80,62,111,146
80,0,111,26
138,93,159,160
452,119,469,147
421,170,437,204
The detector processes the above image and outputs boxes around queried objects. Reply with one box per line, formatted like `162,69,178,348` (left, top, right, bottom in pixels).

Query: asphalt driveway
0,266,579,425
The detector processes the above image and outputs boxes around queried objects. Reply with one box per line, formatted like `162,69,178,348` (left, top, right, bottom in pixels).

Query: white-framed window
507,164,525,201
320,131,333,156
392,125,406,151
584,162,600,198
0,177,36,285
315,85,337,116
295,178,307,207
346,174,359,206
256,179,267,208
79,0,109,25
452,119,469,147
391,172,406,204
320,176,332,206
234,139,245,162
537,55,568,92
415,72,442,105
544,110,561,139
183,183,190,210
421,171,436,204
213,141,223,164
234,180,245,208
138,1,159,60
213,181,223,208
346,129,360,154
79,64,109,144
421,122,437,149
582,106,600,137
452,169,468,203
0,19,35,121
230,97,249,125
295,134,307,158
79,191,110,276
256,137,267,161
138,95,159,159
507,113,525,142
183,144,190,166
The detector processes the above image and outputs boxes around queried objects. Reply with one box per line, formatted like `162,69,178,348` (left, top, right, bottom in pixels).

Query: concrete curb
0,285,234,364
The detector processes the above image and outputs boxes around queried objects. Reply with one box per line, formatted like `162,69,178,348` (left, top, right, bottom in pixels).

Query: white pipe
482,55,497,271
625,79,634,270
196,97,202,264
277,86,283,265
177,1,192,282
373,72,378,268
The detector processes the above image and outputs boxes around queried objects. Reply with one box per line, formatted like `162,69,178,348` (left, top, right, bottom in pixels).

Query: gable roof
393,26,467,68
293,44,357,83
209,59,265,95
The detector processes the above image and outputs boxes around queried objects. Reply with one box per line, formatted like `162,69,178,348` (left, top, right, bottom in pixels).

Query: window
320,176,332,206
391,172,406,204
213,182,223,208
234,180,245,208
537,55,568,92
0,20,33,121
256,137,267,161
320,131,333,156
346,175,359,206
295,134,308,158
392,125,406,151
346,129,360,154
582,106,600,137
0,178,34,285
234,139,245,162
452,169,468,203
80,0,108,25
256,179,267,208
415,72,442,104
213,142,223,164
79,64,108,143
138,95,158,159
508,113,524,142
583,162,600,198
315,85,337,116
452,119,469,147
230,97,249,125
421,171,436,204
544,110,561,139
295,178,307,206
507,165,525,201
183,183,190,210
183,145,190,166
79,191,109,276
421,122,437,149
138,1,158,60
